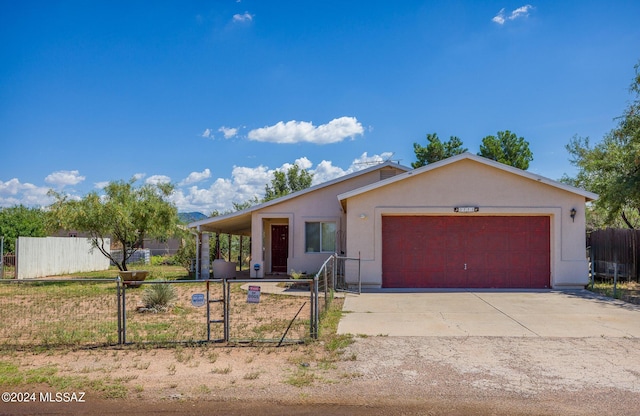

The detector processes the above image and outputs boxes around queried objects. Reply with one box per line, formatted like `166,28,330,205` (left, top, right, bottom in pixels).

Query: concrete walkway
337,290,640,337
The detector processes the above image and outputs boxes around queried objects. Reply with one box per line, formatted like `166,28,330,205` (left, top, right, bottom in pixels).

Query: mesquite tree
48,179,178,271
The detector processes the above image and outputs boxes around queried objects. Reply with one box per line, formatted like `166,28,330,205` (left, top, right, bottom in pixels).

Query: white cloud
201,128,213,138
247,116,364,144
171,165,271,213
133,173,146,181
309,152,395,185
310,160,347,185
511,4,533,19
233,12,253,23
492,8,506,24
0,178,21,195
44,170,85,188
492,5,533,25
179,169,211,186
146,175,172,185
94,181,109,189
218,126,238,139
276,157,314,176
0,178,53,207
293,157,313,170
170,151,397,213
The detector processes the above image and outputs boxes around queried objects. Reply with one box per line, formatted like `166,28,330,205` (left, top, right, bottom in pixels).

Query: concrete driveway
337,290,640,337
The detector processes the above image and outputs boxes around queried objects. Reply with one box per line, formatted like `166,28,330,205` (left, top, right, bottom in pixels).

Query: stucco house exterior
189,153,597,289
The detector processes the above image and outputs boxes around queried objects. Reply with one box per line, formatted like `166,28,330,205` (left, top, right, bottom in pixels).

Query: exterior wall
250,167,405,277
344,159,590,289
16,236,110,279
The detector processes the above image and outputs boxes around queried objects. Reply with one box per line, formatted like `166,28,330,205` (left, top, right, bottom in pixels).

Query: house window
305,222,336,253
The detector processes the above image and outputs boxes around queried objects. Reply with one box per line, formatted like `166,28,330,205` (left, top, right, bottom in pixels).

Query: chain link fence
226,280,315,344
0,277,322,350
0,279,119,349
121,280,213,344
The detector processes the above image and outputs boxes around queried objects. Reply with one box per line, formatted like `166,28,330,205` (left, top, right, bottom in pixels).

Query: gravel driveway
332,290,640,414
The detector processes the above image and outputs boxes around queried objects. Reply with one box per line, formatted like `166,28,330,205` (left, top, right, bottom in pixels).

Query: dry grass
0,275,318,349
588,280,640,304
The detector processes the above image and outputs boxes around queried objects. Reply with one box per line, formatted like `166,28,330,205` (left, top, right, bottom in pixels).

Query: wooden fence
589,228,640,282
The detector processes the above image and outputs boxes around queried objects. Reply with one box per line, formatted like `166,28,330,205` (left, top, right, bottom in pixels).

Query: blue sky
1,1,639,214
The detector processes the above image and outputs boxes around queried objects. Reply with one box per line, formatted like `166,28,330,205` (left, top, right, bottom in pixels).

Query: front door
271,225,288,273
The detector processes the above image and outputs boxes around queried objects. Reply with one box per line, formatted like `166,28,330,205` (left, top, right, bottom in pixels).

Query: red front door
271,225,288,273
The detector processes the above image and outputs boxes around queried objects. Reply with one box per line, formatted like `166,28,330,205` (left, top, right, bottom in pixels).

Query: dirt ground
2,335,639,416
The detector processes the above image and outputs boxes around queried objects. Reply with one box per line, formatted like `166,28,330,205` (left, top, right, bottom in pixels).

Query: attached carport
337,291,640,337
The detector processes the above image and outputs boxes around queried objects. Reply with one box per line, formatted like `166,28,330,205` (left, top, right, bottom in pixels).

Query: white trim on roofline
337,152,599,203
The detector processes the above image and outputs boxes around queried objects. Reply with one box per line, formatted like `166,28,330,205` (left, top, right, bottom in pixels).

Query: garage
339,153,597,289
382,216,550,289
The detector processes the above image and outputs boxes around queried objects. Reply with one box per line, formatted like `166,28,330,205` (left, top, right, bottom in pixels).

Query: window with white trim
305,222,336,253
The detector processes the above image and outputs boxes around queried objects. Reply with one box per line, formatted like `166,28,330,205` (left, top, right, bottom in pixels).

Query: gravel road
2,335,639,415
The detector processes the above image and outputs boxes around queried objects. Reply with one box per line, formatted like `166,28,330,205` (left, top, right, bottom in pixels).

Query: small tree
412,133,467,168
47,179,178,271
264,164,313,202
564,62,640,228
478,130,533,170
0,205,48,252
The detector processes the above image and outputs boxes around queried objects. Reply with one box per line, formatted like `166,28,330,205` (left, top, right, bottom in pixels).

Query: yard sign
247,285,261,303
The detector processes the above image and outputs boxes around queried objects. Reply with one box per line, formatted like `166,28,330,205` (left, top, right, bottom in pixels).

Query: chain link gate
117,278,318,346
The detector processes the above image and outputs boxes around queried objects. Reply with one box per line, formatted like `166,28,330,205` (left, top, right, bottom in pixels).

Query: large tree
478,130,533,170
412,133,468,168
0,205,48,252
565,62,640,229
47,179,178,271
264,164,313,202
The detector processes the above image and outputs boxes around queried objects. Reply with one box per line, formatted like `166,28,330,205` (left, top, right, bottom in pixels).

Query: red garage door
382,216,550,288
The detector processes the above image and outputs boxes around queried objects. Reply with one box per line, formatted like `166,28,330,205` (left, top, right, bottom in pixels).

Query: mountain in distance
178,212,207,224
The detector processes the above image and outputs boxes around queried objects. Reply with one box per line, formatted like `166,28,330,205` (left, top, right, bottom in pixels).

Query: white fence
16,237,110,279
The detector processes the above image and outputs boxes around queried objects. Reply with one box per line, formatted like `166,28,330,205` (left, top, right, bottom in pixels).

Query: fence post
323,264,329,311
589,245,594,290
224,279,230,342
206,280,210,342
332,255,337,290
613,262,618,299
312,276,318,339
116,276,123,344
0,236,3,280
121,279,127,344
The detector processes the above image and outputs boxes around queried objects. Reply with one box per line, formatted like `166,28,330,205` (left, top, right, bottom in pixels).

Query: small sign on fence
247,285,261,303
191,293,206,307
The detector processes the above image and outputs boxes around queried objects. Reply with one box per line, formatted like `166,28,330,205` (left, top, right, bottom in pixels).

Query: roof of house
189,160,410,234
337,152,599,204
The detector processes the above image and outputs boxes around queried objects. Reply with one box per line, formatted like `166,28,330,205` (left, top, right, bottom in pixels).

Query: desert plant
290,270,305,279
141,284,177,312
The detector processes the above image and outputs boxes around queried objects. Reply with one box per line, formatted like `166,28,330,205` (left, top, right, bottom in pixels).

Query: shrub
141,284,177,312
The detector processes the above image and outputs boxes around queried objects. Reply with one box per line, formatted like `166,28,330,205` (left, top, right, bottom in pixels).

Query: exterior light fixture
570,208,577,222
359,213,367,219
